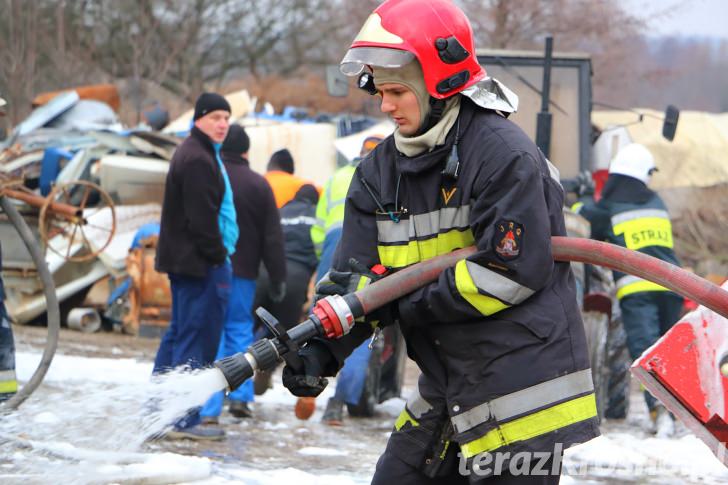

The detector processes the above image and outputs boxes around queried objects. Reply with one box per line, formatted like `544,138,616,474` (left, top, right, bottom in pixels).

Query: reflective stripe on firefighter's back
615,274,670,300
611,208,673,251
394,369,597,458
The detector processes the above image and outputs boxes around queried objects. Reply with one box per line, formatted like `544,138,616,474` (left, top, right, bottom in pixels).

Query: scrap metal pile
0,84,177,334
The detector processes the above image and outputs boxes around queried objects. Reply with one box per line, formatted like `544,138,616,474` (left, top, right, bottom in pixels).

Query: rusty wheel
39,180,116,262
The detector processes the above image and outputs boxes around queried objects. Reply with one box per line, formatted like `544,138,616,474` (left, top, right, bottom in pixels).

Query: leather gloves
268,280,286,303
282,340,334,397
316,258,385,296
316,258,397,328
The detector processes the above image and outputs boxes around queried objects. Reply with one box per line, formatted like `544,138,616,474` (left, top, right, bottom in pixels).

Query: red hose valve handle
312,295,355,339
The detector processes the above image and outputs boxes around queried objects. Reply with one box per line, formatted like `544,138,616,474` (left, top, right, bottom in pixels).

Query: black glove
281,340,334,397
316,258,384,296
316,259,396,327
268,280,286,303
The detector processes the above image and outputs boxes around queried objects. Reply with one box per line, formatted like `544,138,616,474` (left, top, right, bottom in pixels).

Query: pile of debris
1,84,178,336
1,84,391,337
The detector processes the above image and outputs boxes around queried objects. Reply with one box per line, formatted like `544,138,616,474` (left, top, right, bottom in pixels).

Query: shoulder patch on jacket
494,220,523,261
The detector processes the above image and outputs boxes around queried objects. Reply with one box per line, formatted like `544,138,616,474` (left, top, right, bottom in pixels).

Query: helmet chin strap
415,97,446,136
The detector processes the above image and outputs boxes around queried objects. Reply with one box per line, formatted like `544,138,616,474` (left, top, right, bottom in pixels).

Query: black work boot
229,400,253,418
322,398,344,426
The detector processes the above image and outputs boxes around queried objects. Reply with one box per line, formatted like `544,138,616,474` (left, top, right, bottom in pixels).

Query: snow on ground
3,350,727,484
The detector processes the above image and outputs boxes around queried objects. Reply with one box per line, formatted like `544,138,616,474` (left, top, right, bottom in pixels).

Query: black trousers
254,259,314,332
372,447,561,485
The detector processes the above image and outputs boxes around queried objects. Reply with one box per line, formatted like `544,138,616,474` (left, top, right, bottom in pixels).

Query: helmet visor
340,47,415,76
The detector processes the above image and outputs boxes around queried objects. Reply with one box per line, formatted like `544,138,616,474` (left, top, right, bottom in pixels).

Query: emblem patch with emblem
494,220,523,260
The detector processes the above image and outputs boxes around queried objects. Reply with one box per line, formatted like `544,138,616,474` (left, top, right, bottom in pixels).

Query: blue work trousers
314,228,372,404
152,263,231,428
201,276,256,418
334,340,372,405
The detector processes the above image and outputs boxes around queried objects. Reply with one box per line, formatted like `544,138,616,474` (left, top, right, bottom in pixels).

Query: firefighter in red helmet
283,1,600,482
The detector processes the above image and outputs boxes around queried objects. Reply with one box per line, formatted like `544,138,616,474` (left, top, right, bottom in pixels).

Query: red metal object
632,300,728,464
312,298,346,339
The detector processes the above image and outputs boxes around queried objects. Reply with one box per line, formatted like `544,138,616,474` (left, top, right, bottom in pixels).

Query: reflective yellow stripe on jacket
454,259,535,316
456,369,597,458
616,275,670,300
611,209,673,251
376,206,475,268
0,369,18,394
460,393,597,457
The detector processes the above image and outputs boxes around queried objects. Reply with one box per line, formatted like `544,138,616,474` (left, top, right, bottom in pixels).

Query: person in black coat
200,124,286,420
153,92,237,440
253,184,320,395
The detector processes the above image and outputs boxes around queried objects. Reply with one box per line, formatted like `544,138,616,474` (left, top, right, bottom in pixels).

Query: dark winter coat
578,174,680,299
320,97,599,468
279,194,318,272
222,152,286,283
156,127,227,277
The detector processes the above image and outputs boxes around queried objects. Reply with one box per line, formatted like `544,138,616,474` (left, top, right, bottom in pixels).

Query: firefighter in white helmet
575,142,683,436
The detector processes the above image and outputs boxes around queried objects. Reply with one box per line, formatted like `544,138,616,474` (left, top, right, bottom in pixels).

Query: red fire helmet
340,0,486,99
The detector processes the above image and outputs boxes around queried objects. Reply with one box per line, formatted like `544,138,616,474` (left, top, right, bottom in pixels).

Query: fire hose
0,195,60,411
214,236,728,390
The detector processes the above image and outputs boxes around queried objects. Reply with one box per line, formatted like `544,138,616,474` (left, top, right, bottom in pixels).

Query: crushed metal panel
13,92,80,138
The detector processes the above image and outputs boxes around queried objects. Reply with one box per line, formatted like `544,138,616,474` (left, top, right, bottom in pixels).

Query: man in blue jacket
154,92,238,440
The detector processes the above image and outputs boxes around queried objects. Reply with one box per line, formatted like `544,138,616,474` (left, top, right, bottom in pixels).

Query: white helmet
608,143,656,184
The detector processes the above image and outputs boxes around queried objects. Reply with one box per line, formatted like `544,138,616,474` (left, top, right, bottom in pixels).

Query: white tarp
334,121,394,162
593,109,728,189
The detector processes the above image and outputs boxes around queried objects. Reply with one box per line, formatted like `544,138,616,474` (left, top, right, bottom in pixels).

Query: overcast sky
621,0,728,39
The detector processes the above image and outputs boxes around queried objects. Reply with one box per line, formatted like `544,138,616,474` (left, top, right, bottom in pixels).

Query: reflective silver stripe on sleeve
611,209,669,226
450,369,594,434
464,260,534,305
545,158,562,186
0,370,17,381
406,385,433,419
377,205,471,244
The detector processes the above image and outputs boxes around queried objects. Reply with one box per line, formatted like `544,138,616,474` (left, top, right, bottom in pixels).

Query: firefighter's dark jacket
157,127,227,277
322,97,599,459
578,174,679,298
279,195,319,273
222,152,286,283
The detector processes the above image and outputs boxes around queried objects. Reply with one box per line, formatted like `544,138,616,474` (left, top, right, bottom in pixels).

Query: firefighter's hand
268,280,286,303
282,341,333,397
316,258,386,296
574,170,595,197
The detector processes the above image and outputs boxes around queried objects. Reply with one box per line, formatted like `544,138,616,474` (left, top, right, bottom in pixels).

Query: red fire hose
215,236,728,393
354,237,728,320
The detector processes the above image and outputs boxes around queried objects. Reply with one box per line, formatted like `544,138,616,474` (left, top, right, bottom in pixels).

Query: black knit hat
193,92,231,121
222,124,250,155
267,148,295,174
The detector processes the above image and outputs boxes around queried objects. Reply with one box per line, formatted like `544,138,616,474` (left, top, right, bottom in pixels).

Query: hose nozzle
214,353,254,391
